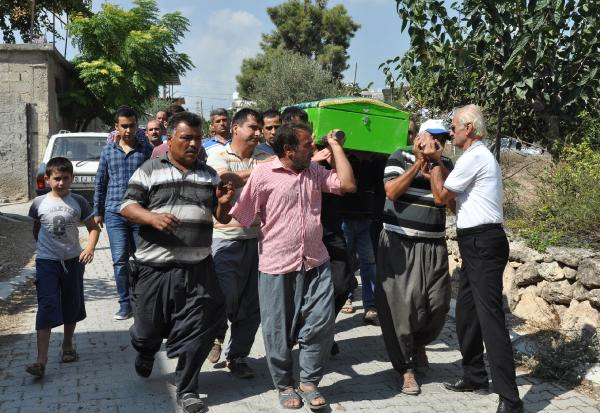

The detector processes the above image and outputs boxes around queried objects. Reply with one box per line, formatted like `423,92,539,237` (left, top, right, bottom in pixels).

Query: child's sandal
25,362,45,378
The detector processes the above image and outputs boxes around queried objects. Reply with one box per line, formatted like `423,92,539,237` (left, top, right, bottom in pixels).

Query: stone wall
446,218,600,335
0,44,77,201
0,96,28,201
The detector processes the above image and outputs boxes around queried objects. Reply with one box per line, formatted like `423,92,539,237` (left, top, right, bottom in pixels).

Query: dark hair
432,132,450,142
210,108,229,122
166,104,185,118
281,106,308,124
115,105,138,122
167,111,202,137
232,108,261,127
272,122,312,157
262,109,280,120
45,156,73,177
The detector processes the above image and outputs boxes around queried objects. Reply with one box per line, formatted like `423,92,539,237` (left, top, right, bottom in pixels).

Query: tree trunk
494,106,503,163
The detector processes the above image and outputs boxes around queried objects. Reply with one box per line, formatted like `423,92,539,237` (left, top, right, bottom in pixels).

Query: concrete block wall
0,44,75,201
0,96,28,201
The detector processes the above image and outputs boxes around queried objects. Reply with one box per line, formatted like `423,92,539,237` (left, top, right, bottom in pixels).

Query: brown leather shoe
401,369,420,395
207,339,222,364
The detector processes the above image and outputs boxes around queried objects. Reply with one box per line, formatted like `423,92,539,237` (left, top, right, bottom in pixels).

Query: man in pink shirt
230,122,355,410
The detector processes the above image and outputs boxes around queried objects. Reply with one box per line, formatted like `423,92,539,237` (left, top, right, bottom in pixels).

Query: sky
57,0,410,118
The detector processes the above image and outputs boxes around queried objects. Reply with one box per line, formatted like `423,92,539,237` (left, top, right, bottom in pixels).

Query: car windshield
51,136,106,161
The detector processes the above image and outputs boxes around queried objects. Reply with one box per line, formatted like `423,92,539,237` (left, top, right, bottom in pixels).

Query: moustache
185,149,198,154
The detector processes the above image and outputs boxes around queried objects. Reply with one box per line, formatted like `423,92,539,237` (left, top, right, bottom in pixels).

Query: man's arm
327,136,356,193
121,203,180,233
384,159,424,201
93,148,109,227
429,165,458,206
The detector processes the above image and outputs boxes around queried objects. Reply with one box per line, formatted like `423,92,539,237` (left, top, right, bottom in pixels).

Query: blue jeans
105,211,139,311
342,219,376,308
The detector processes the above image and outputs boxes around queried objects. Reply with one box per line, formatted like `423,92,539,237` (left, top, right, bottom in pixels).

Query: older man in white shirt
422,105,523,413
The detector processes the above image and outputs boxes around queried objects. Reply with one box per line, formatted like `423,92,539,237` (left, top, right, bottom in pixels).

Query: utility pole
29,0,36,42
353,62,357,86
200,99,204,118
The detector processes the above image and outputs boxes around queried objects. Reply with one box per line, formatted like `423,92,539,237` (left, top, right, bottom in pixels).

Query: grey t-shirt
29,193,93,260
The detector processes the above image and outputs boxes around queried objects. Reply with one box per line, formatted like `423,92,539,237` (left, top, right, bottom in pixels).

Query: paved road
0,217,598,412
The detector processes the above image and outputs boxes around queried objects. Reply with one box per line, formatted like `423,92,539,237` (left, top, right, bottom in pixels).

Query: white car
35,132,109,203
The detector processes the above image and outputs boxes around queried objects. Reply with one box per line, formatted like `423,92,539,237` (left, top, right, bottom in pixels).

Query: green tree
251,50,343,110
0,0,91,43
237,0,359,98
381,0,600,155
65,0,193,124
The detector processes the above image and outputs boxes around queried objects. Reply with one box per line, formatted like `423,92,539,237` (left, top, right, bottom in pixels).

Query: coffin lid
294,97,405,119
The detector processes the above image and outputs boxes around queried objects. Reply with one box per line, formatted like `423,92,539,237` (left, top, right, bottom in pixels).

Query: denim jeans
342,219,377,308
105,211,139,311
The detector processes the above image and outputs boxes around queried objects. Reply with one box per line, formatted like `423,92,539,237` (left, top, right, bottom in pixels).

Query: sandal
297,385,328,410
25,362,45,378
61,349,78,363
278,389,303,410
340,299,355,314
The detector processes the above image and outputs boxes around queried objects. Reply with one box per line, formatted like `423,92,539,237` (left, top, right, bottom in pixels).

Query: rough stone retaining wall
446,218,600,335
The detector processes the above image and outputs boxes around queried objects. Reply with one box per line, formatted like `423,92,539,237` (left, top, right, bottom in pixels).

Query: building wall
0,44,78,201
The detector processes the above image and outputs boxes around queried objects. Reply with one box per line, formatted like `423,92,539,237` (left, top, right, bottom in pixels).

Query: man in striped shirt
376,119,454,396
205,108,273,376
120,112,234,413
230,123,355,410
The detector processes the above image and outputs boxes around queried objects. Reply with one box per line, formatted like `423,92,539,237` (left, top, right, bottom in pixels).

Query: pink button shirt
230,157,342,274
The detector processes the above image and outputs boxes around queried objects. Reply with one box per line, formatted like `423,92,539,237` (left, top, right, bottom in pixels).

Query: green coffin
295,97,410,154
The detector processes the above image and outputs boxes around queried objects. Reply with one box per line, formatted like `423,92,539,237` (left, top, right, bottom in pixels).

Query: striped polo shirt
207,143,273,239
202,136,231,159
121,154,219,265
382,150,453,238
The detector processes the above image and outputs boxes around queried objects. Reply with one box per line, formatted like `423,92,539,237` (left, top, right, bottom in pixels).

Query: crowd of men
86,104,523,413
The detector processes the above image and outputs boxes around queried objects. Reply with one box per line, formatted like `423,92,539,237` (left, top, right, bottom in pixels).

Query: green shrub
507,141,600,251
516,330,600,385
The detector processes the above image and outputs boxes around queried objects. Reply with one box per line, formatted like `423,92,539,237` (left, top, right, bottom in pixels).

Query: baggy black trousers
456,225,520,404
129,257,225,396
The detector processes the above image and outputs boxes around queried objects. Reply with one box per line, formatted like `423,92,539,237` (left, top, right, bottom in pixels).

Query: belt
457,223,503,237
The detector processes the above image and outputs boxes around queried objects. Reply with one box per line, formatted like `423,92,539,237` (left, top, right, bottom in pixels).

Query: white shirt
444,141,503,229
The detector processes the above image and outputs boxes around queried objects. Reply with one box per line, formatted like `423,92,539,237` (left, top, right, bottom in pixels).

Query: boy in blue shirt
26,157,101,378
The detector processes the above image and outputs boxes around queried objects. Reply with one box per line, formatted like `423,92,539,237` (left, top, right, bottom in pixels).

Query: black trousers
456,225,520,404
129,257,225,396
323,231,357,316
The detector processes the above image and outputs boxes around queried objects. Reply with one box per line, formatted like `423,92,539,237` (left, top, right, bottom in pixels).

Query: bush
516,330,600,385
507,141,600,251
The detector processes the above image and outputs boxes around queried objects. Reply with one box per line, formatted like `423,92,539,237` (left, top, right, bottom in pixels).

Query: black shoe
177,393,207,413
226,357,254,379
442,378,489,394
134,354,154,378
496,397,524,413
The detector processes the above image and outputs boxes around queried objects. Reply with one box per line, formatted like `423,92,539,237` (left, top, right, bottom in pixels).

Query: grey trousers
375,230,450,372
212,238,261,360
259,262,335,390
